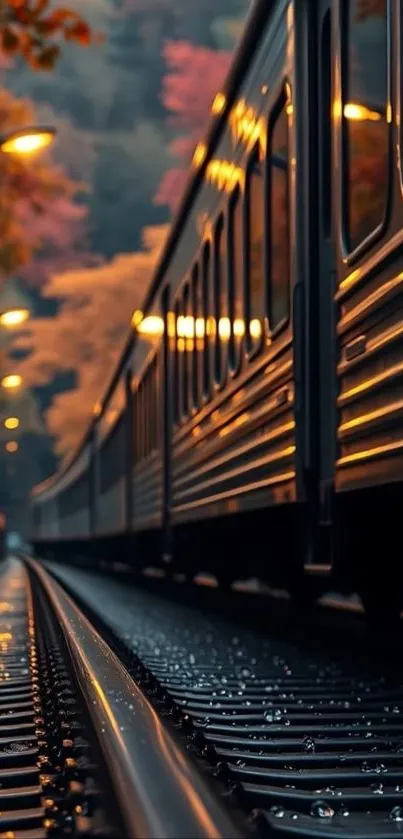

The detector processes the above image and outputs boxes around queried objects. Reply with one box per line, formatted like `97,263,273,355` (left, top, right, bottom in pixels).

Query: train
31,0,402,624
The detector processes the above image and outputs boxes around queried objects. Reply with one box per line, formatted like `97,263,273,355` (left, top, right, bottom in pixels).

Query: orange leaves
0,0,94,70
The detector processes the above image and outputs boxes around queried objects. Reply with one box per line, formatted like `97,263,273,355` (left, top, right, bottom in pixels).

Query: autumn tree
0,87,92,281
0,0,93,71
10,224,169,455
155,40,231,213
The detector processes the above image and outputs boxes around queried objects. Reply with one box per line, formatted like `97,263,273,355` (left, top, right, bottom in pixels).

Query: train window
268,103,290,331
228,186,244,371
173,300,180,424
191,264,201,409
181,284,190,418
246,148,264,353
202,242,211,399
342,0,388,253
214,215,229,384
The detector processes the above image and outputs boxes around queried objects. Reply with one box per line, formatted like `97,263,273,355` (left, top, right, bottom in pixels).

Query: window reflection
344,0,388,251
246,150,264,352
229,188,244,370
269,106,290,330
214,217,229,384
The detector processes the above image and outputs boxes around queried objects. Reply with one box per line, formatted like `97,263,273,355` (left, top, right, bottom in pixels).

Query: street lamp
0,126,56,157
4,417,19,430
0,308,29,328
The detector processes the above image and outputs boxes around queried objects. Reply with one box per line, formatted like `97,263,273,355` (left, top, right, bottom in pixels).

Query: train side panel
334,1,403,494
165,1,299,534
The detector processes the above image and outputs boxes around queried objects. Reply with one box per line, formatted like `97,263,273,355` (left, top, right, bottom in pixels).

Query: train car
31,0,402,623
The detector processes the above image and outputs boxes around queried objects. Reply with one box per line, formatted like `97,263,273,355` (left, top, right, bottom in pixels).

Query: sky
0,0,251,467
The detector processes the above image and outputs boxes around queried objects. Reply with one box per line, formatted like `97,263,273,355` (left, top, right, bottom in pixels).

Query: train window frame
340,0,392,265
173,299,181,426
245,143,265,360
182,282,190,419
191,262,200,412
213,213,229,390
228,183,245,377
201,239,212,403
266,88,291,337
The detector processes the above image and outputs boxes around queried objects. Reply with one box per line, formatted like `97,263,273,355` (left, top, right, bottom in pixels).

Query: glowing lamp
0,126,56,156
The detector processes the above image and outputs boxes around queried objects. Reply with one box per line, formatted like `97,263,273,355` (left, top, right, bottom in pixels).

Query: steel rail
24,556,243,839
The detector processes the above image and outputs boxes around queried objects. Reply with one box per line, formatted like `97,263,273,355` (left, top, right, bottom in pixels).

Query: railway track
0,557,242,838
38,560,403,839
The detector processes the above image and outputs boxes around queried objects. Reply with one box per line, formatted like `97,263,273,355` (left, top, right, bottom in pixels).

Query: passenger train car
31,0,402,622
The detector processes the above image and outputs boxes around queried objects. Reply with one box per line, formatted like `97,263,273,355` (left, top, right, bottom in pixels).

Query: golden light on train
343,103,382,122
206,158,245,193
1,374,22,390
4,417,19,430
192,142,207,167
137,315,164,337
229,98,266,152
131,313,262,342
131,309,144,329
211,92,226,116
5,441,18,453
0,308,29,328
93,402,102,417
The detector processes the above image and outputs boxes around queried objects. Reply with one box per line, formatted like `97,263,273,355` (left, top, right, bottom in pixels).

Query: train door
296,0,337,571
315,0,338,566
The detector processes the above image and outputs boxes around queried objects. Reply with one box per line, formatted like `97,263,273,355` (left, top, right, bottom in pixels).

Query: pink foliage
155,40,231,212
154,168,189,214
161,40,231,137
14,195,94,287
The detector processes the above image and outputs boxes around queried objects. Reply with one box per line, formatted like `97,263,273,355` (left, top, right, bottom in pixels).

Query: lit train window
202,242,211,400
245,148,264,354
173,300,180,424
228,185,244,372
182,283,190,418
214,214,229,385
191,263,201,410
342,0,388,252
268,103,290,331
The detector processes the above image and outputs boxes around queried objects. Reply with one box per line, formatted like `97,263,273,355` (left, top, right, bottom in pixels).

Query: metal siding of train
165,0,298,526
333,0,403,493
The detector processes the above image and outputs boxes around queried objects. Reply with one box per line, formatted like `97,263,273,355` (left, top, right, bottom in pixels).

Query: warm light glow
230,98,266,152
4,417,19,430
206,158,245,192
131,309,144,329
343,103,381,122
136,315,164,337
211,92,226,115
192,142,207,167
1,374,22,390
5,441,18,453
93,402,102,417
0,128,55,156
0,308,29,328
131,313,263,341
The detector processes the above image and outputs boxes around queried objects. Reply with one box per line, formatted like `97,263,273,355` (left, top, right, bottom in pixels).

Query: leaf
35,44,60,69
1,26,19,52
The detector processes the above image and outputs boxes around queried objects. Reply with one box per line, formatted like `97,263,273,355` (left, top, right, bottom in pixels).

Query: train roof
32,0,276,501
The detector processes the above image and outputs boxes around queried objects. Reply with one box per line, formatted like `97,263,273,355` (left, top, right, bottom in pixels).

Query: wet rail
1,556,243,839
39,560,403,839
